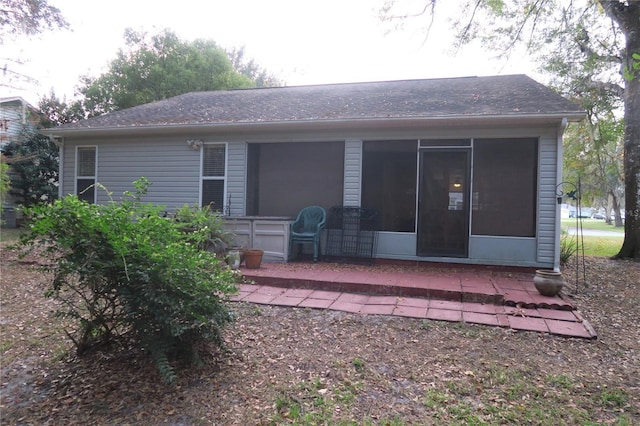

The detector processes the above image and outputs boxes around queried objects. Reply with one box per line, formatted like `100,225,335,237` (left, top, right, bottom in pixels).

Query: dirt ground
1,244,639,425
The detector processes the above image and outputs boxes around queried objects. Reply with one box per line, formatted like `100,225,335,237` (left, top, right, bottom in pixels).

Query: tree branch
502,0,547,55
574,29,623,65
455,0,482,53
598,1,627,29
588,79,625,99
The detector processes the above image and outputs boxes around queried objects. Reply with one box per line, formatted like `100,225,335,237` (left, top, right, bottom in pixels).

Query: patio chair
290,206,326,262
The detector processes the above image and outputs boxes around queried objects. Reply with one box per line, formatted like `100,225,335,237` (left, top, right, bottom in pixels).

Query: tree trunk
604,190,620,225
602,1,640,260
610,191,623,227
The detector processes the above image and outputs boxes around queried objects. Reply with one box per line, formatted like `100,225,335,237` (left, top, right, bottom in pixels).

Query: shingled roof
57,74,584,131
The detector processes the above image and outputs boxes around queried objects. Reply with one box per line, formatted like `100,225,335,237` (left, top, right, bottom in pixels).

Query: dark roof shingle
59,75,584,130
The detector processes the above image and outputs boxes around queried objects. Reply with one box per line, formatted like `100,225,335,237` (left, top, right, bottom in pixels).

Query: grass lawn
578,236,623,257
561,218,624,257
561,218,625,233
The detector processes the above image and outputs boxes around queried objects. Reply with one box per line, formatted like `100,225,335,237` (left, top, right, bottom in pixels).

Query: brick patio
230,261,597,339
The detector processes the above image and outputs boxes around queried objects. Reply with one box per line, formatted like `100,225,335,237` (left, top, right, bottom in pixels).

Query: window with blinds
201,144,226,211
76,146,97,204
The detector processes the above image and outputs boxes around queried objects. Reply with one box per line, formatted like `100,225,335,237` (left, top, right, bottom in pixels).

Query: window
201,144,226,212
76,146,96,204
471,138,538,237
362,140,417,232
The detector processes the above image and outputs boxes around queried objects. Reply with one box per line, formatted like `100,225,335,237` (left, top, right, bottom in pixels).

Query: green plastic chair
290,206,326,262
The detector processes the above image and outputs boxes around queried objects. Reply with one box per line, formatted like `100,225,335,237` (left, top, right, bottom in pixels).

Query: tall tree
78,29,257,117
227,46,283,88
1,0,69,89
1,131,58,207
38,90,85,128
0,0,67,42
383,0,640,260
563,112,625,225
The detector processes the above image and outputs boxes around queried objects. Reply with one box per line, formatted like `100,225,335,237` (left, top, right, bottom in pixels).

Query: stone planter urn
533,269,564,297
226,249,241,270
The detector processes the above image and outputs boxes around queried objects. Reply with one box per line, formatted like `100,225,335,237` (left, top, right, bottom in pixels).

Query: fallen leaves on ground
1,246,638,424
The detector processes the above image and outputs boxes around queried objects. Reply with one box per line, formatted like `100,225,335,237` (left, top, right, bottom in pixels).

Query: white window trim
199,142,228,212
75,145,98,204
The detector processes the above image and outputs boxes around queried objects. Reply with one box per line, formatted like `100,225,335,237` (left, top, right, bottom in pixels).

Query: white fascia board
43,112,586,139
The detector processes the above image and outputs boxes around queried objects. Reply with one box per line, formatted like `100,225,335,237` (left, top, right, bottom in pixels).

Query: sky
2,0,540,106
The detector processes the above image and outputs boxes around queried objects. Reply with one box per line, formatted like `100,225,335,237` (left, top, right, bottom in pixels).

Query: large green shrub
19,179,237,383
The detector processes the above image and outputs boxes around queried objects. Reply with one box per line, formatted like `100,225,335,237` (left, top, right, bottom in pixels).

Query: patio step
235,263,592,339
239,262,575,311
241,272,502,304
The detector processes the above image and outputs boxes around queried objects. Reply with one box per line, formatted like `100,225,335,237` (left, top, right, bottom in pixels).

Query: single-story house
46,75,585,269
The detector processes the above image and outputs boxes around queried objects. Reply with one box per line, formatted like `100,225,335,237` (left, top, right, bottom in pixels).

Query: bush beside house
18,179,238,383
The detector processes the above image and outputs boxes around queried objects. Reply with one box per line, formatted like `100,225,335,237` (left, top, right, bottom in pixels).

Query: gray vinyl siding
1,99,40,147
61,142,76,196
537,133,559,265
343,139,362,206
0,103,25,145
57,121,565,268
62,137,201,211
226,142,246,216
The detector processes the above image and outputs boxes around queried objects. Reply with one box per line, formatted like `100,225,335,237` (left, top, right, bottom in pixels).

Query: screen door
417,150,470,257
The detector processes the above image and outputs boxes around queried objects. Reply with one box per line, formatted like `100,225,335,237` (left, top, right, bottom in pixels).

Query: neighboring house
0,96,40,148
1,97,41,217
46,75,584,269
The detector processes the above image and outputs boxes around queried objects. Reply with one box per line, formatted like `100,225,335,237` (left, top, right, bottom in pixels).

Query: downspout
554,117,568,272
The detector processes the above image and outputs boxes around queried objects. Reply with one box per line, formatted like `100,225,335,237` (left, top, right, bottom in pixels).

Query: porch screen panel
361,140,417,232
251,142,344,217
471,138,538,237
201,144,226,211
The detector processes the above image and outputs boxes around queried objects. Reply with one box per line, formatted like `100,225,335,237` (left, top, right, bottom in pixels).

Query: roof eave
44,112,586,138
